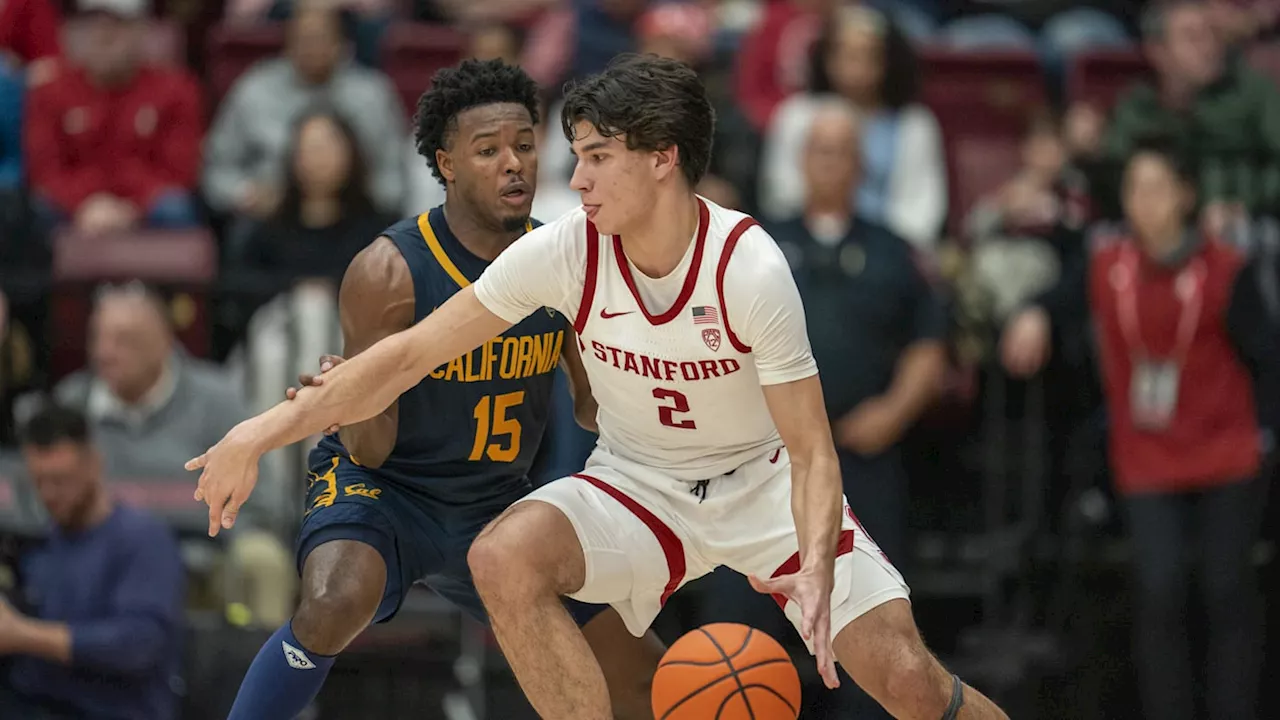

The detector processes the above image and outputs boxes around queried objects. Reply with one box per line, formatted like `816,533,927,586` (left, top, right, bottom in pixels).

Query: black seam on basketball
715,686,746,720
730,627,755,659
736,683,798,716
699,628,755,720
657,659,793,719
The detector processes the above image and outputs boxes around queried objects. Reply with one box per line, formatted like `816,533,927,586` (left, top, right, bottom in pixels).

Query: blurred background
0,0,1278,717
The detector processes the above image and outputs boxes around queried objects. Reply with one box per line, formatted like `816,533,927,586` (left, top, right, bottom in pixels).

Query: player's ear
436,149,456,184
652,144,680,181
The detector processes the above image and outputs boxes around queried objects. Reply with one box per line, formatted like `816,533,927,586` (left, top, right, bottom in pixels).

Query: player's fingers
207,490,226,537
185,452,208,472
221,495,243,530
747,574,786,596
319,354,342,371
285,387,298,400
193,469,207,502
323,424,340,436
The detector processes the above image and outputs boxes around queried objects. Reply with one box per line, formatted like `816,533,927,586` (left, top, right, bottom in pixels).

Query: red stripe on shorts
573,473,687,606
768,529,855,610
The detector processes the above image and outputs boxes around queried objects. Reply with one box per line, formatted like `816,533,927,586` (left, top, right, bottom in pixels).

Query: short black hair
809,9,920,110
1128,134,1197,184
20,403,90,448
560,53,715,188
413,58,540,185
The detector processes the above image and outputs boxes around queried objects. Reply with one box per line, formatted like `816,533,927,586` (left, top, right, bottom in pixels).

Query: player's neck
617,191,701,279
442,198,523,261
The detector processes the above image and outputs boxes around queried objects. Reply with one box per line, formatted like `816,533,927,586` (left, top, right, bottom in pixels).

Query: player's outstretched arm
188,286,514,536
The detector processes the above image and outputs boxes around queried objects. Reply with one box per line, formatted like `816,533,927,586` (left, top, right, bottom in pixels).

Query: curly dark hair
808,8,920,110
560,53,714,188
413,58,540,184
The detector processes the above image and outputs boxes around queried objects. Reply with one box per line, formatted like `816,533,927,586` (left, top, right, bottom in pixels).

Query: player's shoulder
703,199,789,276
342,234,413,302
510,207,590,256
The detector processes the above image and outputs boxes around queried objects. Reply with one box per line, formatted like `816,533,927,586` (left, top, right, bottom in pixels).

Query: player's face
438,103,537,232
23,441,101,530
568,121,660,236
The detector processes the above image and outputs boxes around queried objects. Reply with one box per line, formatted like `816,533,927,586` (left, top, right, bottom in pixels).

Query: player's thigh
491,469,705,638
713,455,909,652
299,455,444,623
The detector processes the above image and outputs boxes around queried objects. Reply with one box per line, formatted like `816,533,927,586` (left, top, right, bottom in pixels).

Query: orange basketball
652,623,801,720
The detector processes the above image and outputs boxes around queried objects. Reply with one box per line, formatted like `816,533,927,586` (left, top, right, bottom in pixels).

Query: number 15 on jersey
469,391,524,462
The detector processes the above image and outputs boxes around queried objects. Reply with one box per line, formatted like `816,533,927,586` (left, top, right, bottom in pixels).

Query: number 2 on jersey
653,388,696,430
469,391,524,462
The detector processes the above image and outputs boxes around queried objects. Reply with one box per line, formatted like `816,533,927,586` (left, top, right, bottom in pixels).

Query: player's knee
469,502,582,599
880,645,949,718
292,543,387,655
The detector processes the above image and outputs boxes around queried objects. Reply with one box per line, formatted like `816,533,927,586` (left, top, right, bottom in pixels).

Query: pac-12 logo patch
701,328,721,352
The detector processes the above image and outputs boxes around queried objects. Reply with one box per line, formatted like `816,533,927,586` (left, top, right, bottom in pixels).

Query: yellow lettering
444,355,465,381
464,347,483,382
548,331,565,371
499,338,520,379
517,336,535,377
428,364,446,380
343,483,382,499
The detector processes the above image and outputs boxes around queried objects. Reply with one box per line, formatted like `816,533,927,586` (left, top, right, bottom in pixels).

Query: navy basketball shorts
297,453,607,626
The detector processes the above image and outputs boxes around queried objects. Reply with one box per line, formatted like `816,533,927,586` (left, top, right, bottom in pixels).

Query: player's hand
286,354,344,435
187,420,263,537
836,396,905,456
748,567,839,689
1000,306,1051,378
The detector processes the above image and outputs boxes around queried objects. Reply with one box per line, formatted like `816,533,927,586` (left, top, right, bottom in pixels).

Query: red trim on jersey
612,197,710,326
574,473,686,606
768,529,855,610
716,217,760,354
573,221,602,334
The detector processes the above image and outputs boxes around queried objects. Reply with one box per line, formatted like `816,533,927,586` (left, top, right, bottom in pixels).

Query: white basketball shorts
515,445,910,652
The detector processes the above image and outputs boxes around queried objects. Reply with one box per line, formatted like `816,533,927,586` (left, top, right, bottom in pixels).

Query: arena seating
50,228,217,378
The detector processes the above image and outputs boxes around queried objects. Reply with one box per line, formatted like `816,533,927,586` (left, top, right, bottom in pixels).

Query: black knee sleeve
940,674,965,720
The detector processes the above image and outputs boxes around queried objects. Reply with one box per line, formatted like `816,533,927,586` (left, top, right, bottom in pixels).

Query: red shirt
1089,237,1261,495
735,0,821,132
24,64,205,213
0,0,61,63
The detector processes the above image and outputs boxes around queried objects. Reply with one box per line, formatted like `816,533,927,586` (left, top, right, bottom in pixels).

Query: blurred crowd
0,0,1278,718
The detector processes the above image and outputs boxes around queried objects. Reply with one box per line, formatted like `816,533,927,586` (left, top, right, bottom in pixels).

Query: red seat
205,22,286,109
916,50,1044,237
62,17,186,67
49,228,218,379
1067,49,1150,111
380,23,467,120
918,49,1046,136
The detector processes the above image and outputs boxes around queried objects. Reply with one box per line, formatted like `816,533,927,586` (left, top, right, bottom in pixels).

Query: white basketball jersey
572,199,785,480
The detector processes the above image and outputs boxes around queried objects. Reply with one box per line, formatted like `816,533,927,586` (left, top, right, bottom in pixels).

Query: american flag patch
692,305,719,325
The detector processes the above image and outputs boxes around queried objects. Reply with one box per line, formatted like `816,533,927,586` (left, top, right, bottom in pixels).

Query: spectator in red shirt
1002,138,1276,720
0,0,61,86
24,0,204,237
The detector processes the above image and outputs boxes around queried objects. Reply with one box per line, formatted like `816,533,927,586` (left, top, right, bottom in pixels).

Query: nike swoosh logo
600,308,634,319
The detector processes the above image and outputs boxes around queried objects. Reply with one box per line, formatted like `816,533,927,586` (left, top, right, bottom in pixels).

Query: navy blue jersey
313,207,568,505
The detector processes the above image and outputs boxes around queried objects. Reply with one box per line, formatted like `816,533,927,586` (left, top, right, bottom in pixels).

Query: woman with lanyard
1005,136,1277,720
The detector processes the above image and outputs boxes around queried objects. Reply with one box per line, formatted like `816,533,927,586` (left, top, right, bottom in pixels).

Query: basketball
651,623,802,720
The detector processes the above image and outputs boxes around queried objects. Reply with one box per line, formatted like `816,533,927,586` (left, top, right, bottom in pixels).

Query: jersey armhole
715,217,761,354
573,221,602,334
